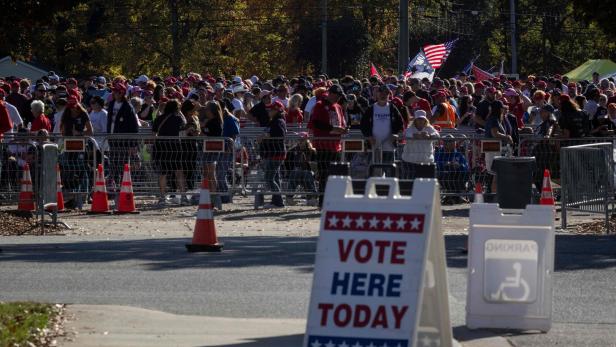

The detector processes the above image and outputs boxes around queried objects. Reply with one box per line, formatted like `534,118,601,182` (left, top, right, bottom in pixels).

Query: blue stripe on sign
307,335,408,347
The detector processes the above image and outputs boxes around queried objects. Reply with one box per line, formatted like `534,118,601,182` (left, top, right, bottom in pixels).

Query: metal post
509,0,517,74
321,0,328,75
398,0,410,75
169,0,180,76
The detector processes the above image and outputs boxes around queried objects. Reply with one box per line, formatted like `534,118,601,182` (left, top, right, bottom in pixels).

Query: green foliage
0,302,53,346
0,0,614,78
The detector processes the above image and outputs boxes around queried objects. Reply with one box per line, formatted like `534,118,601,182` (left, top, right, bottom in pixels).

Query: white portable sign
305,177,453,347
466,203,555,332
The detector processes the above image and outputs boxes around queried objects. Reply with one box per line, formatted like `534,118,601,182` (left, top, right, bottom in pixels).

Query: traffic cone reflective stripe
186,179,223,252
89,164,111,214
474,182,484,204
47,164,65,212
540,169,555,206
55,164,65,212
18,164,35,211
116,164,138,214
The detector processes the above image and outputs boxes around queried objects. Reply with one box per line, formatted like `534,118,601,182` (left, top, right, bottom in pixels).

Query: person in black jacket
360,85,404,163
260,100,287,208
106,84,139,191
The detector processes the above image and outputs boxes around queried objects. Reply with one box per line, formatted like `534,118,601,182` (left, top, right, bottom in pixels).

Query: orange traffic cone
46,164,65,212
89,164,111,214
18,164,35,211
474,182,484,204
115,164,139,214
186,179,223,252
540,169,555,206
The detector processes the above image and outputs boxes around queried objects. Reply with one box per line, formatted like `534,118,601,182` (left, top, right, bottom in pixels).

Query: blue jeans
215,153,233,203
264,159,284,206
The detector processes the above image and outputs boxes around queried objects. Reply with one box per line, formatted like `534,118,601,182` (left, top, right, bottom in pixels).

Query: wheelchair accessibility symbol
490,262,530,301
484,239,538,303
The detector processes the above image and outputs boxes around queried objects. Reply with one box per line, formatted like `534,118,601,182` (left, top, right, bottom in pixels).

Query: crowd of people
0,69,614,208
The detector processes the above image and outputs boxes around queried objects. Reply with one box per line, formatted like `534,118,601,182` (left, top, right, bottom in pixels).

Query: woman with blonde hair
286,93,304,125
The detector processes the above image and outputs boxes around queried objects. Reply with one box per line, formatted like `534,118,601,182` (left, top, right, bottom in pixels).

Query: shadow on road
0,236,318,272
1,234,614,272
205,334,303,347
443,234,616,271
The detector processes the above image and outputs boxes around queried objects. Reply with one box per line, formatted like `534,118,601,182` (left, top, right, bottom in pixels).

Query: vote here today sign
305,208,429,347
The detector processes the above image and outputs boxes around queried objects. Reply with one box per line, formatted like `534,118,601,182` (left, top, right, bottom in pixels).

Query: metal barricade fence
560,142,615,233
10,131,600,208
0,134,41,205
518,135,611,190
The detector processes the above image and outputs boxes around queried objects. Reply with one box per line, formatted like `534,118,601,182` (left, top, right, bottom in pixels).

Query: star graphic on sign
338,342,350,347
328,215,339,228
410,217,422,230
355,215,366,228
325,340,336,347
381,343,389,347
342,215,352,228
420,335,432,347
382,217,393,229
396,216,407,230
311,340,322,347
396,344,403,347
366,343,376,347
369,216,379,229
351,342,363,347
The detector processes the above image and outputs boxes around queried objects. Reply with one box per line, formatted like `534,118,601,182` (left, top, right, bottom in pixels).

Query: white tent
0,56,49,81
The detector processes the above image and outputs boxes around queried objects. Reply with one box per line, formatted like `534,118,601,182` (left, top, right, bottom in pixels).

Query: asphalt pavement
1,233,615,346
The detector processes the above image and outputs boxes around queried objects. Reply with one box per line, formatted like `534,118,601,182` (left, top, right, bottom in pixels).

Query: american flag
423,39,458,69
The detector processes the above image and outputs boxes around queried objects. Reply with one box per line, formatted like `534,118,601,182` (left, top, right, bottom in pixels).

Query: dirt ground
5,195,604,237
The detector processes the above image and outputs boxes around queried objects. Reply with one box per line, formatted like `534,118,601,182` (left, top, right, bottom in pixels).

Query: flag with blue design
405,51,435,81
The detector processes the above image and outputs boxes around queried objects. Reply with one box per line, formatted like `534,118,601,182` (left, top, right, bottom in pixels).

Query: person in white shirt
88,96,108,151
584,88,600,119
401,110,440,179
231,85,247,119
360,85,404,163
52,98,67,134
272,84,289,109
303,87,327,123
0,90,23,132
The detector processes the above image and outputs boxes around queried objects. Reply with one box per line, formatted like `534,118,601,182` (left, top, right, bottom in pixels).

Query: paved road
1,234,615,346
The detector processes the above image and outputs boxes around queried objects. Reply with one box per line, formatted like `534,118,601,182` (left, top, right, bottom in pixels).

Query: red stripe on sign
324,211,425,233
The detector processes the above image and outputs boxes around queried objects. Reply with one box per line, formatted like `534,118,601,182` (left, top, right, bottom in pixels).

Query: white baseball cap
414,110,427,119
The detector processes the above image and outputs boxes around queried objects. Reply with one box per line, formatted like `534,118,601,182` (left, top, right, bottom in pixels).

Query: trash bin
492,156,536,209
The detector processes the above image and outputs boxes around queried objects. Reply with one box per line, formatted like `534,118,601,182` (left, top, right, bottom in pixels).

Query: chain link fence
2,131,615,212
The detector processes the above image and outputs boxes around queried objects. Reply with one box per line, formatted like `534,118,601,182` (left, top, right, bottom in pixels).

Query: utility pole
321,0,327,75
398,0,409,75
169,0,180,76
509,0,517,75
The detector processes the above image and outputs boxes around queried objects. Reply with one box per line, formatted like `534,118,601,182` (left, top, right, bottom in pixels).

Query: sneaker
157,198,167,206
171,196,182,205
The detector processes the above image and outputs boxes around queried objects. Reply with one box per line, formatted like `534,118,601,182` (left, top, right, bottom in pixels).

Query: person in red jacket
29,100,51,133
308,84,347,207
0,98,13,138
